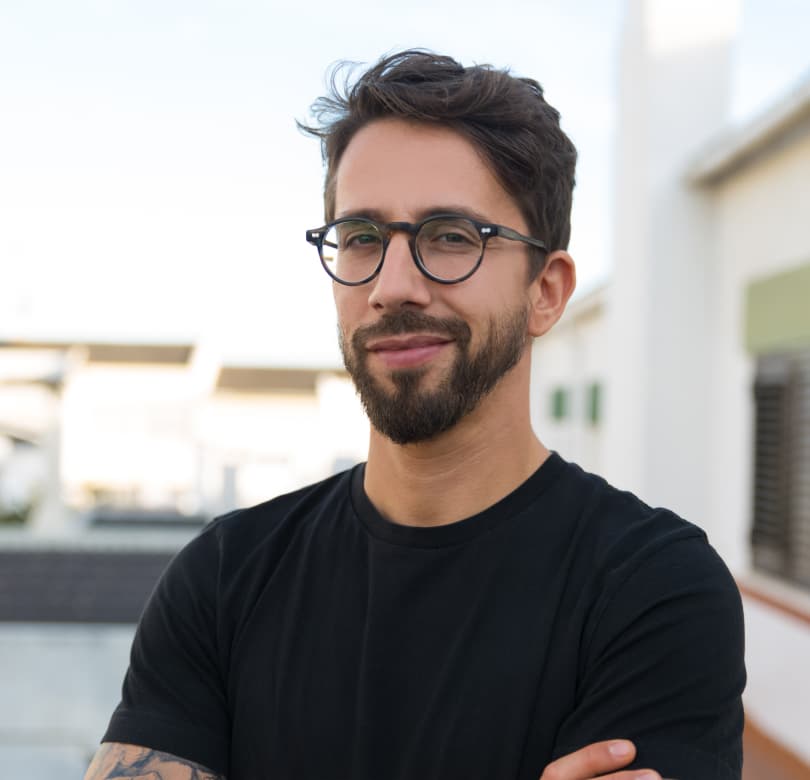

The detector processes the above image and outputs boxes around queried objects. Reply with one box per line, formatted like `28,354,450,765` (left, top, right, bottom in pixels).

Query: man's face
332,118,536,444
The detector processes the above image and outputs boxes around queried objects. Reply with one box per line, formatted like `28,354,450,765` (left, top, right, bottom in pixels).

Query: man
86,50,745,780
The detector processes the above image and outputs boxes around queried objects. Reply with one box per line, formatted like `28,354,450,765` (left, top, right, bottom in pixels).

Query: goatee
339,307,529,444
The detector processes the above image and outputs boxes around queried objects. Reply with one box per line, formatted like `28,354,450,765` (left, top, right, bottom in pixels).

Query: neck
363,359,549,527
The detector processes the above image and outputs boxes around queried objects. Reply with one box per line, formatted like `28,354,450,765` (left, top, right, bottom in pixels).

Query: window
750,348,810,590
586,382,602,426
550,387,569,421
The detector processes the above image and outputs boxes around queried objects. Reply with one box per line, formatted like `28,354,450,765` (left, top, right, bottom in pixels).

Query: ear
527,250,577,338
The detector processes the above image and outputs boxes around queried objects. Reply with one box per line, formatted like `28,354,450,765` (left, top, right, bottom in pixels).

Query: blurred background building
532,1,810,776
1,0,808,776
0,340,366,773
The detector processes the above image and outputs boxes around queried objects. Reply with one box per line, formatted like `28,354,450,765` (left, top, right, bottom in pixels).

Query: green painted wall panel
746,262,810,354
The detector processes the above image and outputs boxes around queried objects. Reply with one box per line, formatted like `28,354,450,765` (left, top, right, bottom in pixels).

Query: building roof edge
688,72,810,185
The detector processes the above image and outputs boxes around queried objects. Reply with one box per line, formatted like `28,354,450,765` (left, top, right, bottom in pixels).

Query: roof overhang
215,366,346,394
0,340,194,365
689,74,810,186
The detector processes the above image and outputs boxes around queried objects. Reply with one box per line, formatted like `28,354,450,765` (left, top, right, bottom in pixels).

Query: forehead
333,118,524,225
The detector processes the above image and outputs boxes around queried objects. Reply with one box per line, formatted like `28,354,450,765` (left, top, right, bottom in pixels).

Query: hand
539,739,662,780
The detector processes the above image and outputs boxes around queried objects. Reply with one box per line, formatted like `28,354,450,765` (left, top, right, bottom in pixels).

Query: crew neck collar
350,451,565,548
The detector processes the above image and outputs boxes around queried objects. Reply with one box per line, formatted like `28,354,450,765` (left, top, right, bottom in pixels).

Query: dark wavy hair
298,49,577,276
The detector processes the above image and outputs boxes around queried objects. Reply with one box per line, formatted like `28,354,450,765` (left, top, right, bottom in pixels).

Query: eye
419,218,481,251
346,232,381,247
436,230,474,244
332,221,382,251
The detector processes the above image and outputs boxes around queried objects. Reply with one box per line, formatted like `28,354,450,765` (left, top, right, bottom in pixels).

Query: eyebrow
333,205,494,224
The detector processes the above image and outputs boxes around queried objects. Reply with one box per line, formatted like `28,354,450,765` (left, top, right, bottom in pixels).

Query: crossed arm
84,743,226,780
85,740,663,780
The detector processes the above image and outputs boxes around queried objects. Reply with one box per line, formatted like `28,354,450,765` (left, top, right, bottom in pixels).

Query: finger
540,739,644,779
591,773,661,780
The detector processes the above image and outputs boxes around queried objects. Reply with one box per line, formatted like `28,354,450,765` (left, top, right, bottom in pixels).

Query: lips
366,334,453,352
364,333,454,370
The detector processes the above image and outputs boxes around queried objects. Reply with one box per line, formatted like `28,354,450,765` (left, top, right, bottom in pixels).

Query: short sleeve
551,534,746,780
103,523,230,775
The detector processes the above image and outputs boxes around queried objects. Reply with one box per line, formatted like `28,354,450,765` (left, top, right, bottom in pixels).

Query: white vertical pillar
30,393,67,537
604,0,739,529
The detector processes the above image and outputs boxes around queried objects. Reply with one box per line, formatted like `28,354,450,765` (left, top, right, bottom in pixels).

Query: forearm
84,742,225,780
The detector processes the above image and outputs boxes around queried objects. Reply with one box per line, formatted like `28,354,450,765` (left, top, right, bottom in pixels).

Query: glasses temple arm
495,225,548,252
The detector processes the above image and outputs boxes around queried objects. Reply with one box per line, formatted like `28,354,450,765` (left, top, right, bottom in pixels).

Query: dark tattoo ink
85,743,226,780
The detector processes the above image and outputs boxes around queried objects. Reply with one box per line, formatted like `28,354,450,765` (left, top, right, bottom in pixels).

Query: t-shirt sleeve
551,531,746,780
102,523,230,775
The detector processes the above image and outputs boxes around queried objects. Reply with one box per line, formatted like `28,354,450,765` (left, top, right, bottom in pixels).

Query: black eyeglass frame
305,213,548,286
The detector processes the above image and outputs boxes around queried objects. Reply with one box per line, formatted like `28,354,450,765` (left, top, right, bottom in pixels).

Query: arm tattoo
86,743,226,780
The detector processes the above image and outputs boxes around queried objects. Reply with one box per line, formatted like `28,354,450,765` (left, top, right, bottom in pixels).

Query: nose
366,232,432,311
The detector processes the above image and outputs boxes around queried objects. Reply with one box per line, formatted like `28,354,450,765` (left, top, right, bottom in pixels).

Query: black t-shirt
104,453,745,779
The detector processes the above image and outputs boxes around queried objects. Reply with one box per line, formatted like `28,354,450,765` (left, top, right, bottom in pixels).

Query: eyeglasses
305,213,548,286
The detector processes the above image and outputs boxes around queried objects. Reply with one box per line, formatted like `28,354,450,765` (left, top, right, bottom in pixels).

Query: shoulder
121,466,363,709
214,465,357,534
554,457,742,643
148,466,360,621
182,465,358,563
551,456,713,571
547,456,741,630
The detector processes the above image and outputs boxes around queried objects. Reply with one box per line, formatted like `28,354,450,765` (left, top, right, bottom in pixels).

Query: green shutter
586,382,602,425
551,387,568,420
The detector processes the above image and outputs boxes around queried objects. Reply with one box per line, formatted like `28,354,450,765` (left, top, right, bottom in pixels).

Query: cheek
333,287,367,334
443,284,513,325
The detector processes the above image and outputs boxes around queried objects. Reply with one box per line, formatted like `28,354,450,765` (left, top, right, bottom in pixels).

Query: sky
1,0,808,367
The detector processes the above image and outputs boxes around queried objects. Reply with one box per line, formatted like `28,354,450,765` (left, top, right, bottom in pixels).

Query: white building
532,0,810,770
0,339,368,534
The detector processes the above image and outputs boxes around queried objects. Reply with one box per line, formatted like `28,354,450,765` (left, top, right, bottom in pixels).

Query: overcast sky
1,0,808,366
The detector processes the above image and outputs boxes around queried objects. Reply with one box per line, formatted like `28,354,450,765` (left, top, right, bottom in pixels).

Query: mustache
350,311,471,350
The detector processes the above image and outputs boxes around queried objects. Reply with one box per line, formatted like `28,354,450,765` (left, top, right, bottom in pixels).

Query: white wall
605,0,738,537
531,289,609,475
743,593,810,764
40,354,370,522
704,124,810,574
61,362,198,509
197,376,367,513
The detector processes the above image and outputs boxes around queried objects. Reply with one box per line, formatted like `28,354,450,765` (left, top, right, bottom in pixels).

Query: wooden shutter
788,351,810,588
751,349,810,590
751,354,792,577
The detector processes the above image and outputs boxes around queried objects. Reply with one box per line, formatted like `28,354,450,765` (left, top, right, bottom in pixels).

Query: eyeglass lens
321,218,483,283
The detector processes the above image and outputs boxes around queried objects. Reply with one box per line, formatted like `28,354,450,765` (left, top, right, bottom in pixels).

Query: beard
339,307,530,444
